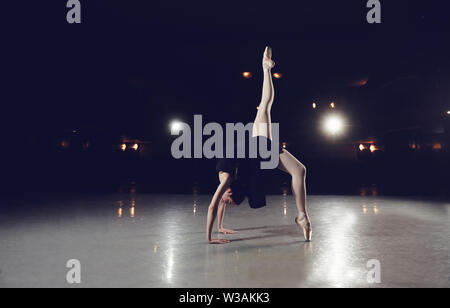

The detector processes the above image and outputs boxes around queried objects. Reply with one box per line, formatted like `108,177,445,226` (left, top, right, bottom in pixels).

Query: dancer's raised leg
253,46,275,140
278,150,312,241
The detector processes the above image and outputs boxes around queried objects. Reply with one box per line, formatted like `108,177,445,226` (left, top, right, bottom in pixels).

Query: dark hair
230,180,246,205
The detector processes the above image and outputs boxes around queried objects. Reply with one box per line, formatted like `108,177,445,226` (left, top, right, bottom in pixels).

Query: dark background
2,0,450,196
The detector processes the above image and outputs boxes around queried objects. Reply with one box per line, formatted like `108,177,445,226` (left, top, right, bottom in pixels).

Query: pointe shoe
295,214,312,242
263,46,275,70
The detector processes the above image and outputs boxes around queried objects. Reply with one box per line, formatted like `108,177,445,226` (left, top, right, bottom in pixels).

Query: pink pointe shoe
295,214,312,242
263,46,275,70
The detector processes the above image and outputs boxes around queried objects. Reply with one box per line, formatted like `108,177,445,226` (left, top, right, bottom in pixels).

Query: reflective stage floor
0,194,448,288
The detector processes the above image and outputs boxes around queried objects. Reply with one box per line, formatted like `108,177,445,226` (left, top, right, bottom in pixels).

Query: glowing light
61,141,70,149
170,120,183,133
432,143,442,150
117,208,123,218
330,102,336,109
132,144,139,151
359,79,368,86
359,144,366,151
282,142,287,149
273,73,282,79
370,145,380,153
312,103,317,109
362,205,368,214
121,144,127,151
242,72,252,79
324,115,345,135
447,111,450,115
130,207,135,218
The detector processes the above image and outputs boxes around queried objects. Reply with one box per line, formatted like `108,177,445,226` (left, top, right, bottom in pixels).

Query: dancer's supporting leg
206,172,232,244
278,151,312,241
253,46,275,140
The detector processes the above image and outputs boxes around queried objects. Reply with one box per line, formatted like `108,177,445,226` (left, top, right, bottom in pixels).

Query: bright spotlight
242,72,252,79
170,120,183,133
273,73,283,79
324,115,344,135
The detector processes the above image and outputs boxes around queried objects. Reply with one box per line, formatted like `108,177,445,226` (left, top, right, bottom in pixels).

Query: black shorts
215,136,283,209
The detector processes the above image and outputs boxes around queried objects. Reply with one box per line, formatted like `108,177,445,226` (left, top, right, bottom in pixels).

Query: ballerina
206,47,312,244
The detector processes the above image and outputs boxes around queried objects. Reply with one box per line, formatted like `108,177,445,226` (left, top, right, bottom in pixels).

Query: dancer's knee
292,163,306,179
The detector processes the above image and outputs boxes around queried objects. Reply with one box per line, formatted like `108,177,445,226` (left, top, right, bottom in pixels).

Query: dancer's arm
206,172,232,244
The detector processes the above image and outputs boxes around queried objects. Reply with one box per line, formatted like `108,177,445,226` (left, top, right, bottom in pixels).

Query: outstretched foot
209,238,231,244
263,46,275,70
219,228,237,235
295,214,312,242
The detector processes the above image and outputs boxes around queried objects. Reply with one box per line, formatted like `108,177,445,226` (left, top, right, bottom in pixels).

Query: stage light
370,145,381,153
324,115,344,135
132,144,139,151
121,144,127,151
312,103,317,109
170,121,183,133
273,73,282,79
242,72,252,79
61,141,70,149
432,143,442,150
330,102,336,109
447,111,450,115
282,142,287,149
359,144,366,151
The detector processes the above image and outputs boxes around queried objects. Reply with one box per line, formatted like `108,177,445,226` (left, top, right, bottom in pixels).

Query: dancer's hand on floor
209,238,231,244
219,228,237,235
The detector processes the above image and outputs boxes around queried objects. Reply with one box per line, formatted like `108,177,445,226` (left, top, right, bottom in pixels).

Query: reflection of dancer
206,47,311,244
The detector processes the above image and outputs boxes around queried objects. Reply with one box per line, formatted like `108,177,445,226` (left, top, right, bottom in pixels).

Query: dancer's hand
208,238,231,244
221,188,235,205
219,228,237,235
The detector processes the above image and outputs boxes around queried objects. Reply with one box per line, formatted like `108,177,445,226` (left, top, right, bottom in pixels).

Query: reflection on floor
0,194,448,288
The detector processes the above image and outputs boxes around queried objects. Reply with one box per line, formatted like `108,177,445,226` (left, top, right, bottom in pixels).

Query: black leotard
216,136,283,209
